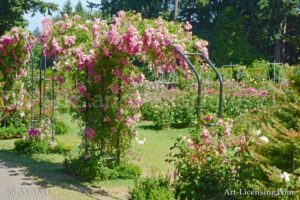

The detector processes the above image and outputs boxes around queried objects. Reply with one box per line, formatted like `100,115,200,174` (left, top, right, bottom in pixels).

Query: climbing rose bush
41,12,208,166
167,116,254,199
0,28,35,127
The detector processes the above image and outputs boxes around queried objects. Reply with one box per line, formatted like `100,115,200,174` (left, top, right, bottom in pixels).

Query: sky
24,0,100,32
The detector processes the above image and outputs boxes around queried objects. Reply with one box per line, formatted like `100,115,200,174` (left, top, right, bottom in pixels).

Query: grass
0,115,189,200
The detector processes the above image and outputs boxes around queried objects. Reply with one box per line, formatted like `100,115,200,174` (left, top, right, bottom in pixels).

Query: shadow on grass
0,149,124,200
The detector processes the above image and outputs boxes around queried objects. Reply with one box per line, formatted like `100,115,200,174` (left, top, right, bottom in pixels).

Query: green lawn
0,115,189,200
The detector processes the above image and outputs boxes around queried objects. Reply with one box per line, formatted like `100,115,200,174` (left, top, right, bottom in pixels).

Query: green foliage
151,103,174,129
0,126,27,139
232,66,247,82
0,0,58,35
213,6,261,66
89,0,171,19
14,137,48,154
14,137,71,155
141,94,196,129
128,174,175,200
64,154,142,181
54,120,68,135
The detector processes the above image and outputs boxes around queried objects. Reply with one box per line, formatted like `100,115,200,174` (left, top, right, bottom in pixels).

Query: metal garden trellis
172,44,224,119
29,42,55,142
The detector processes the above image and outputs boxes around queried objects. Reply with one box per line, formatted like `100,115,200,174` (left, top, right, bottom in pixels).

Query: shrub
141,102,155,121
167,117,265,199
14,137,48,154
14,137,71,155
151,103,173,129
64,154,142,181
232,65,247,82
0,126,27,139
128,174,175,200
54,120,68,135
171,95,196,128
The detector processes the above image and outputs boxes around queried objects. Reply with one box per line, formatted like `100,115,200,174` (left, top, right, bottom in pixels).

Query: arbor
0,0,58,36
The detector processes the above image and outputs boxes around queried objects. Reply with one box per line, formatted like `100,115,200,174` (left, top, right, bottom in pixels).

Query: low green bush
14,137,71,154
0,126,27,139
64,154,142,181
128,174,175,200
54,120,68,135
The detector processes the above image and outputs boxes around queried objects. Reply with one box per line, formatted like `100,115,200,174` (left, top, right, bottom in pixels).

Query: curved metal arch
172,44,223,119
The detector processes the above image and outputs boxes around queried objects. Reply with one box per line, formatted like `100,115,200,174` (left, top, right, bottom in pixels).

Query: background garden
0,0,299,200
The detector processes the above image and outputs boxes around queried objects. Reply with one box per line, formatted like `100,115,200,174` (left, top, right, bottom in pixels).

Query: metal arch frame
171,44,223,119
28,41,55,142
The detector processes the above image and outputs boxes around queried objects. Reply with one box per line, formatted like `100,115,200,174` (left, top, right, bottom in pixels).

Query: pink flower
57,76,65,84
103,47,111,57
102,104,108,111
64,35,76,46
125,116,132,126
112,68,122,78
85,128,96,140
93,75,102,83
201,128,210,139
204,115,213,123
111,127,117,133
183,21,192,31
247,87,256,93
28,127,41,137
219,142,226,154
77,83,86,95
119,108,124,115
218,118,223,126
133,114,140,123
104,117,110,122
110,84,120,95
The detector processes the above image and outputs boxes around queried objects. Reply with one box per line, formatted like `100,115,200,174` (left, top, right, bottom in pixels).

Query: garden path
0,161,55,200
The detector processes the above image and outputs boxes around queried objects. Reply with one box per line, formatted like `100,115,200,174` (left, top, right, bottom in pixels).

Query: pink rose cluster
28,127,41,137
85,128,96,140
0,27,36,74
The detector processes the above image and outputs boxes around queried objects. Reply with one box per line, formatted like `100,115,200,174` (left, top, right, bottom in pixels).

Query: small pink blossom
111,127,117,133
85,128,96,140
183,21,192,31
28,127,41,137
202,128,210,139
77,83,86,95
110,84,120,95
125,116,132,126
103,47,111,57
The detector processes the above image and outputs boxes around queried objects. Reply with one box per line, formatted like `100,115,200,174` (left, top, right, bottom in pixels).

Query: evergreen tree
75,1,84,14
61,0,73,16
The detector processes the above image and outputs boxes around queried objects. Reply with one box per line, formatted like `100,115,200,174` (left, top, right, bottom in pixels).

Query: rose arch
37,11,212,167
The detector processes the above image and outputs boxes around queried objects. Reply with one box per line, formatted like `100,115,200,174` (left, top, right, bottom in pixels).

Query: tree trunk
274,40,282,63
174,0,178,20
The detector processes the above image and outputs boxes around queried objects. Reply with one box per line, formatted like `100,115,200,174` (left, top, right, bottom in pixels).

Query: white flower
186,138,193,145
135,137,146,145
49,141,57,148
256,130,261,136
259,136,269,143
20,111,25,118
280,171,291,182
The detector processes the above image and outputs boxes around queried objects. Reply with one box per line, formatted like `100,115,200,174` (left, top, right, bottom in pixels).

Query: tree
0,0,58,36
88,0,172,19
213,6,261,66
75,1,84,14
61,0,73,16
